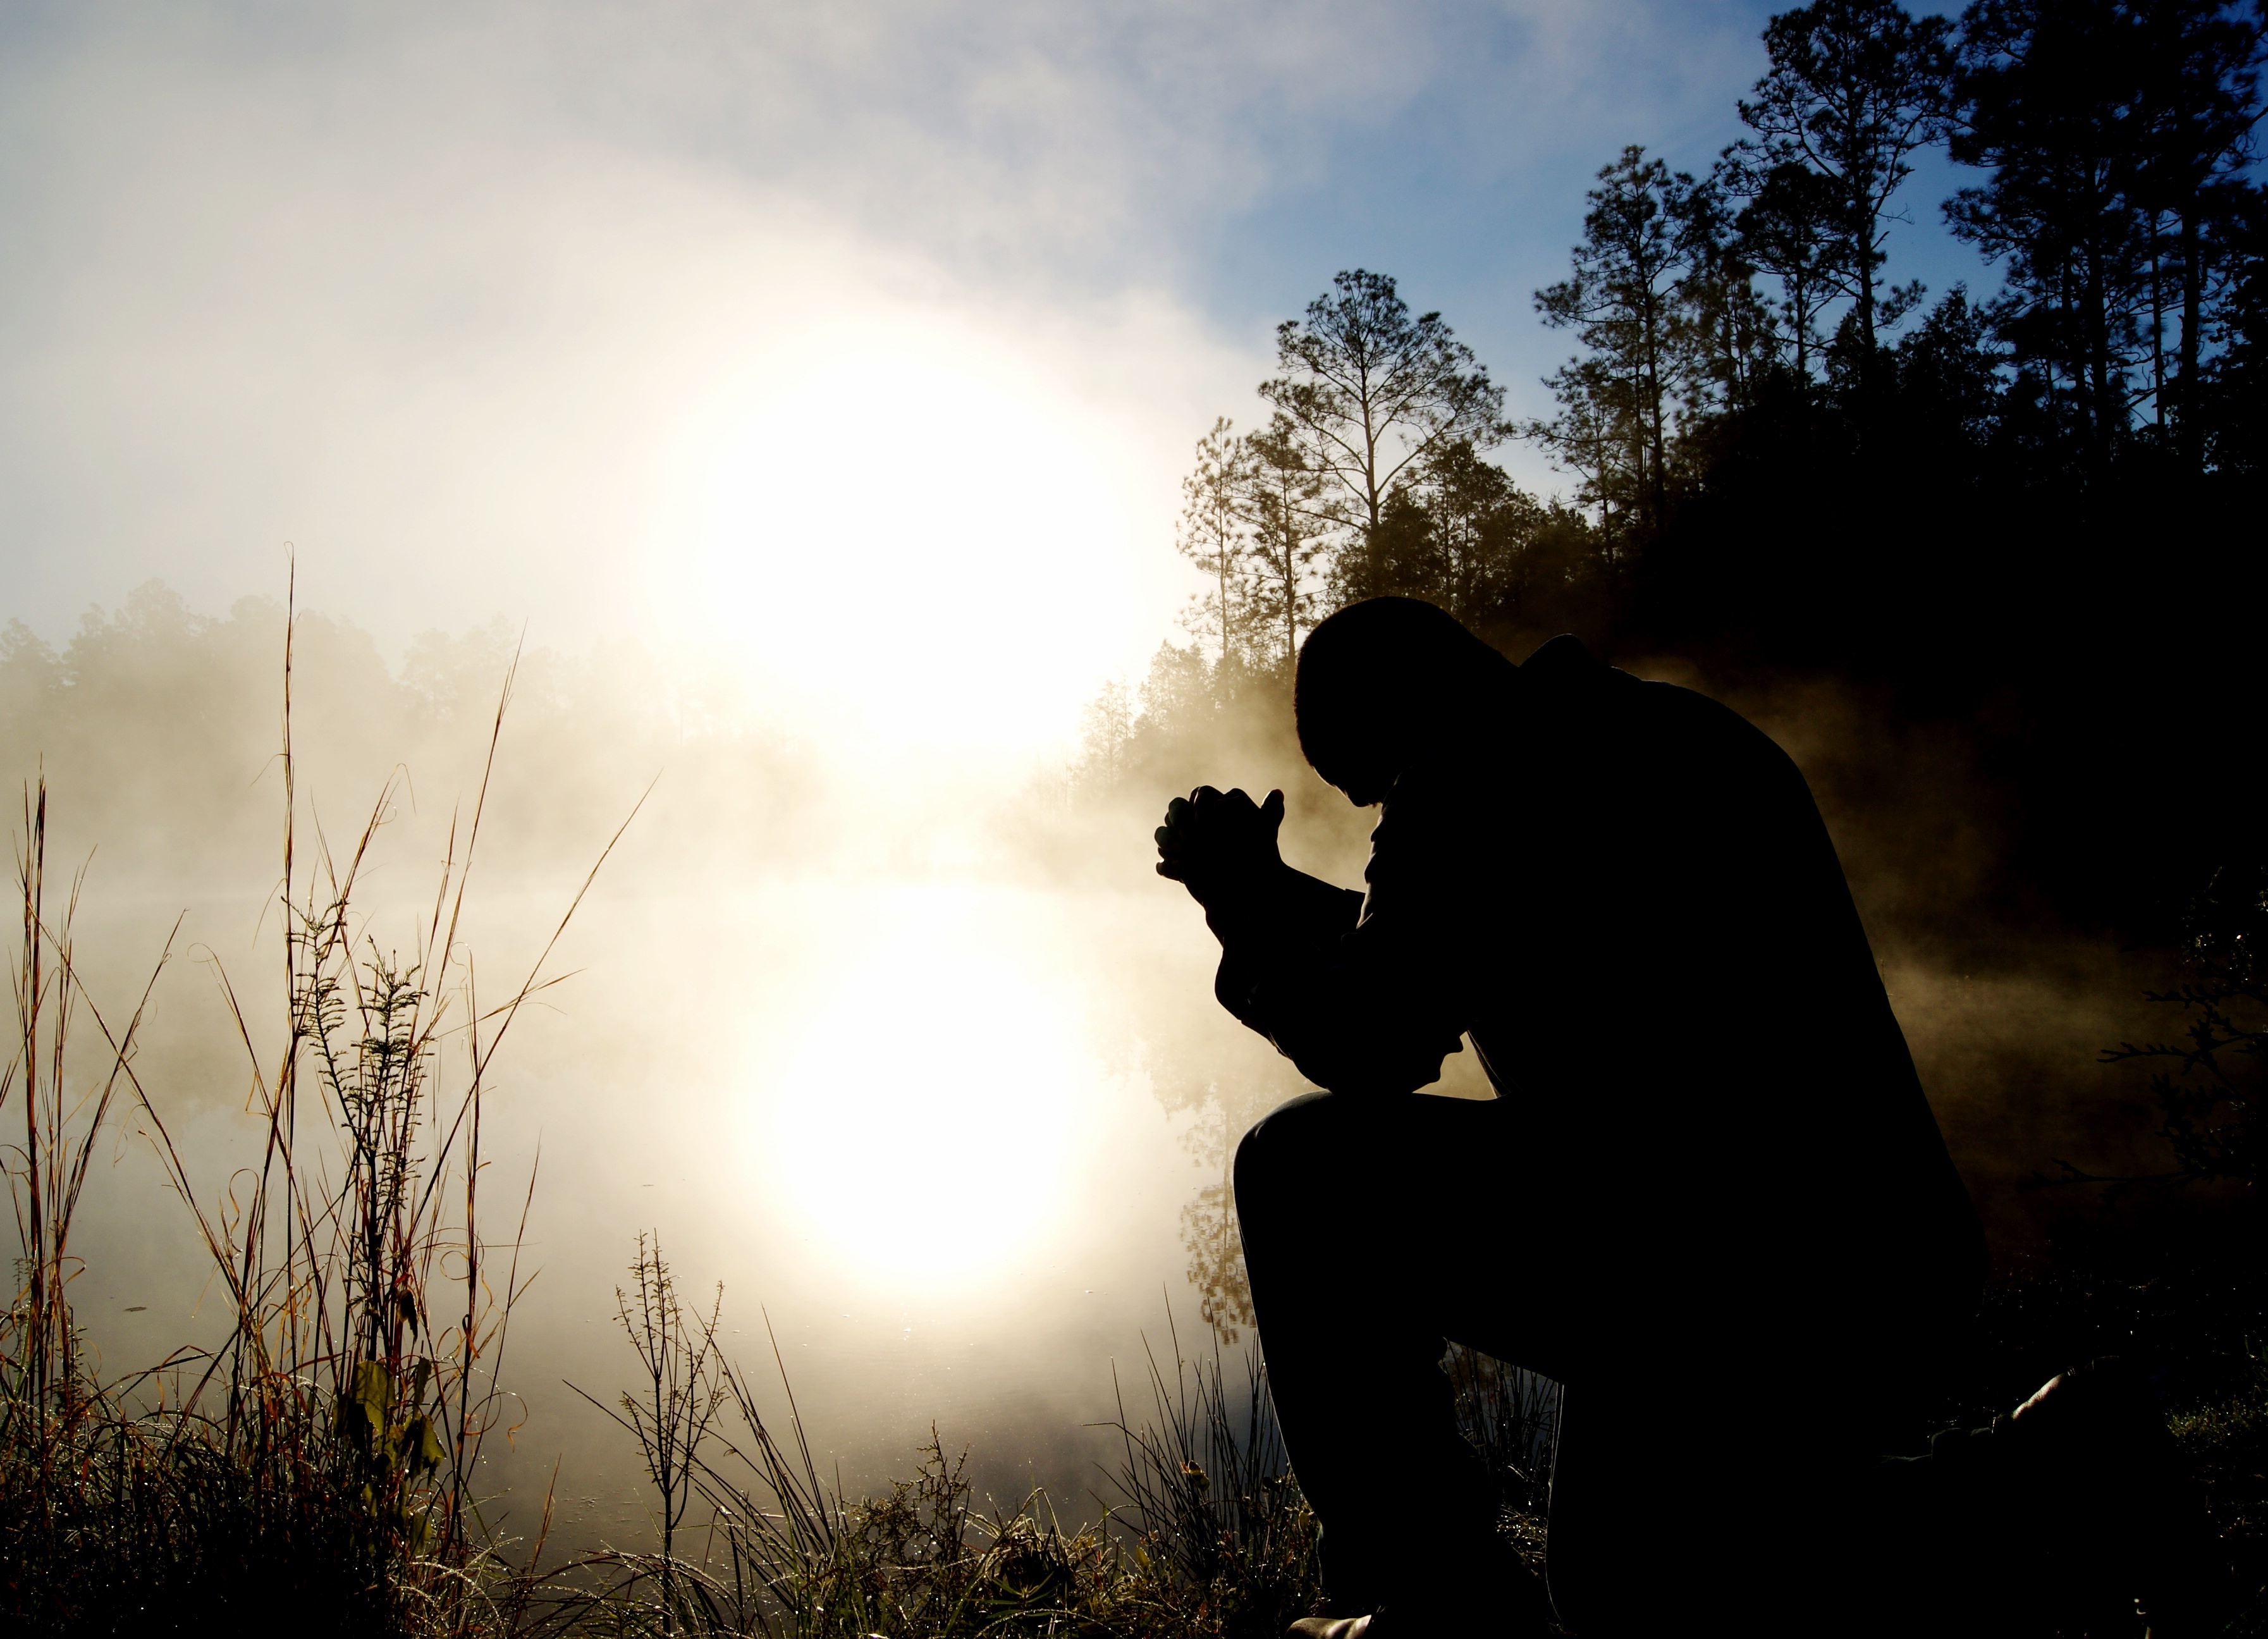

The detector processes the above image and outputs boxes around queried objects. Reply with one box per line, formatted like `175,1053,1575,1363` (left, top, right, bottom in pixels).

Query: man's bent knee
1235,1088,1340,1176
1234,1088,1382,1222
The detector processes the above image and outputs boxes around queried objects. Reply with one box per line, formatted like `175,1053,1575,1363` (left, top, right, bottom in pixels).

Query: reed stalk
1,569,637,1634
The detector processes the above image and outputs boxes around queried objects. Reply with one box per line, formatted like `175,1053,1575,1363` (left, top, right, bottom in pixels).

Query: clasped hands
1155,785,1287,917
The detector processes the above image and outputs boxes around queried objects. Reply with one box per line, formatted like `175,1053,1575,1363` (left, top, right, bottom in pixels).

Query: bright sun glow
694,323,1152,757
763,887,1097,1288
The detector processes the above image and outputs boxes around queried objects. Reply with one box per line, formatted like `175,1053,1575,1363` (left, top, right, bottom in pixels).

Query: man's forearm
1215,881,1469,1098
1206,864,1363,1028
1201,863,1363,952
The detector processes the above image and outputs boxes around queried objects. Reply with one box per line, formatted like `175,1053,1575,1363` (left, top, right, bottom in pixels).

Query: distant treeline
1116,0,2267,942
0,585,824,897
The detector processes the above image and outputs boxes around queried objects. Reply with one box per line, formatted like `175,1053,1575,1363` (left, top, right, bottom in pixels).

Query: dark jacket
1214,636,1984,1356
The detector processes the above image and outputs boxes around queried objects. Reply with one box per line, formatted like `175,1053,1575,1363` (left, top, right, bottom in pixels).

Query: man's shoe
2004,1356,2227,1636
1288,1602,1543,1638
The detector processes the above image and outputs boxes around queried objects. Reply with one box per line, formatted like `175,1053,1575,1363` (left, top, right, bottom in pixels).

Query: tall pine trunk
2086,246,2113,472
1642,299,1666,536
2150,215,2166,429
2180,209,2204,472
1854,210,1879,376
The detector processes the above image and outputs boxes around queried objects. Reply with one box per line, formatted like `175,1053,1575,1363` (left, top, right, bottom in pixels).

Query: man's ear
1261,789,1285,833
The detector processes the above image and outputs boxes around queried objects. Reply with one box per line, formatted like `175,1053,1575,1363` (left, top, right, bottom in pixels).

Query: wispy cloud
0,1,1967,739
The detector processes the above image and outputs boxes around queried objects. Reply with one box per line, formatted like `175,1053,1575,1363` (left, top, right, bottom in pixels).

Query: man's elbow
1277,1032,1451,1098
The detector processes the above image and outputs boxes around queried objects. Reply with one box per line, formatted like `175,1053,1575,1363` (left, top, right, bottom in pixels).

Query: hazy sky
0,0,1988,754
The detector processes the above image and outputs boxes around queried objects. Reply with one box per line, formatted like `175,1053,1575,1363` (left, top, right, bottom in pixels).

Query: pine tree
1259,270,1507,596
1731,156,1847,385
1949,1,2263,472
1534,147,1697,537
1237,420,1333,671
1679,166,1779,417
1174,417,1256,666
1739,0,1955,376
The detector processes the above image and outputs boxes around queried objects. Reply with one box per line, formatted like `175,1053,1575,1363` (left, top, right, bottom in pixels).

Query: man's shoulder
1523,636,1772,739
1519,632,1602,682
1516,637,1803,804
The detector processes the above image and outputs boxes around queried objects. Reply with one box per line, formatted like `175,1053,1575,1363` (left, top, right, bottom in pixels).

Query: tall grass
528,1242,1331,1639
0,775,184,1628
1444,1342,1560,1576
0,577,635,1635
1100,1315,1323,1633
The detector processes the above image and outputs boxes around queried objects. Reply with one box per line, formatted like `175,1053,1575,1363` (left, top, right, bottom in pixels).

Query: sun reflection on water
764,885,1098,1289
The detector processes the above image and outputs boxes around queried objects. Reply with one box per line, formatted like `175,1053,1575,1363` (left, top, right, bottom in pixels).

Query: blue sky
0,1,1992,746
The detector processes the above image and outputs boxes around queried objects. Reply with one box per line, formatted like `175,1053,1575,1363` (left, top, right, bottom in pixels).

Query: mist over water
6,590,1296,1553
1683,662,2186,1253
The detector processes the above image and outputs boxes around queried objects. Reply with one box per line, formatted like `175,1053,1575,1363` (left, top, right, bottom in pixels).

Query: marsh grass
1097,1314,1323,1634
2171,1348,2268,1623
1444,1342,1560,1571
528,1244,1328,1638
0,575,638,1635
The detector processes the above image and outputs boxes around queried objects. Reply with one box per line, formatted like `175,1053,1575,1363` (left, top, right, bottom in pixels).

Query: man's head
1294,598,1519,805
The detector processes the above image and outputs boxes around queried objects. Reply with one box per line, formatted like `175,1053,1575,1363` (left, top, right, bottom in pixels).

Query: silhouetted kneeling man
1155,599,2205,1638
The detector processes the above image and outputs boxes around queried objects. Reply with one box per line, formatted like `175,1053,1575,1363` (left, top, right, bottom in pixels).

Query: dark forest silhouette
1123,0,2265,954
1096,9,2268,1628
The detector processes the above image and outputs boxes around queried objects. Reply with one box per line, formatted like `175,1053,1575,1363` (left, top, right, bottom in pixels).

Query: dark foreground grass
2,617,606,1633
458,1238,1557,1638
1952,1214,2268,1637
527,1248,1337,1638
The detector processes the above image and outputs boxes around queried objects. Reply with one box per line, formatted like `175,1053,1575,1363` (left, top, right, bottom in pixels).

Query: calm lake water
56,861,1349,1554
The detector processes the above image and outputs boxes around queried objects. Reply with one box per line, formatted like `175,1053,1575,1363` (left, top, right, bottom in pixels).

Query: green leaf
404,1412,445,1473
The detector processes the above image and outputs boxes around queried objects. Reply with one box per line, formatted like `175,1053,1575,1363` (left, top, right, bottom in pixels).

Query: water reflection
764,884,1098,1287
35,823,1329,1556
1177,1106,1254,1344
450,868,1292,1550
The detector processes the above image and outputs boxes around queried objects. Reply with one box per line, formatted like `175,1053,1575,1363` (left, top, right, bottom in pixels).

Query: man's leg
1238,1089,1889,1636
1234,1089,1567,1624
1540,1370,1849,1636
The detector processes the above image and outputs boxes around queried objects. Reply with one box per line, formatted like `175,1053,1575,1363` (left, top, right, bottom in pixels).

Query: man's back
1447,640,1982,1365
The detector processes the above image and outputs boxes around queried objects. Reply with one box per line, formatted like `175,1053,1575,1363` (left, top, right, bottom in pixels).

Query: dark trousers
1234,1089,1895,1636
